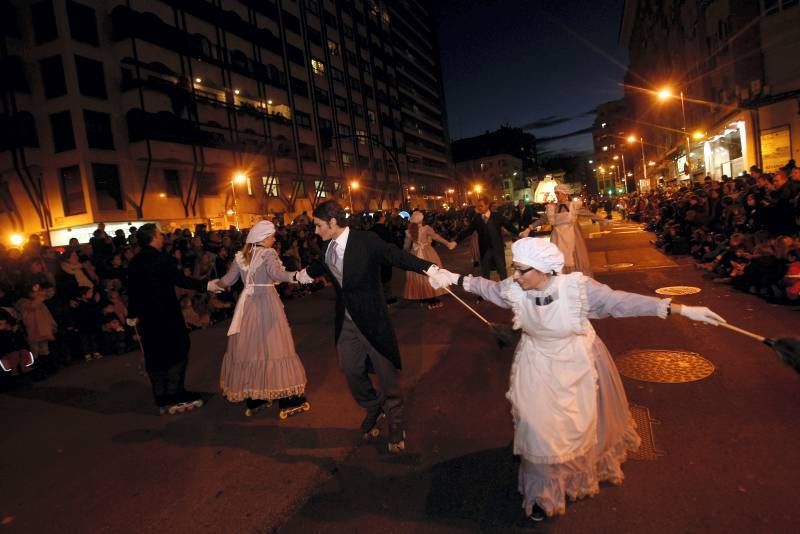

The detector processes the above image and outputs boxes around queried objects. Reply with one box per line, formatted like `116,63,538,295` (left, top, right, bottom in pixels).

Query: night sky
430,0,628,158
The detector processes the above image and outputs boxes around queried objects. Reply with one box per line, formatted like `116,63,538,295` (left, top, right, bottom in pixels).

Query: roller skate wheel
244,409,253,417
363,427,381,440
301,402,311,411
279,410,288,420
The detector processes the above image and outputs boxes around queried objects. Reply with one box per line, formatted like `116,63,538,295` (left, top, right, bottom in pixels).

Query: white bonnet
511,237,564,273
245,220,276,243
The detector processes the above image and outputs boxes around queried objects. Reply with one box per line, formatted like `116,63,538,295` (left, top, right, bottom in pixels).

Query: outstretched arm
369,232,433,272
585,277,669,319
215,260,242,288
462,276,512,309
263,249,296,283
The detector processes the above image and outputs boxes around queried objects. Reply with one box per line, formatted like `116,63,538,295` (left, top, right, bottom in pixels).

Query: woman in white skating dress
209,220,309,417
402,211,456,308
433,238,724,522
526,184,600,277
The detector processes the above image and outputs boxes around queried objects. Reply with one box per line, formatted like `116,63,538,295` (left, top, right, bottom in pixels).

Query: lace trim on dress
562,273,591,334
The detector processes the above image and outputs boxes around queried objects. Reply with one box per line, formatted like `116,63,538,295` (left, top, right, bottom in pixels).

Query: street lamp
348,180,359,212
230,171,248,230
657,87,693,177
474,184,483,194
627,135,647,188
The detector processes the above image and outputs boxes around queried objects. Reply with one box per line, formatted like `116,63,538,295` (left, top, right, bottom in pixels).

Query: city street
2,220,799,533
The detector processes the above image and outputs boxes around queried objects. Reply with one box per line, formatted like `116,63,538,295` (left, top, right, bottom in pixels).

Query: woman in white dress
209,221,311,418
525,184,600,277
402,211,456,309
429,238,724,522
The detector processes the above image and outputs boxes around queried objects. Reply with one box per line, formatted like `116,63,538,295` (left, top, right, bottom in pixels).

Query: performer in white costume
428,238,724,522
524,184,600,277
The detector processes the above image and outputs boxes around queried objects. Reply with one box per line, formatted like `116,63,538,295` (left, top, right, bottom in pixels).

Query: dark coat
458,211,518,261
306,230,432,369
127,246,207,372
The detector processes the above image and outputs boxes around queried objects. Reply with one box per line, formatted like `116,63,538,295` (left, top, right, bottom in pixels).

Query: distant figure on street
429,238,725,523
127,223,216,415
524,184,600,277
300,200,439,453
402,210,456,309
458,197,519,279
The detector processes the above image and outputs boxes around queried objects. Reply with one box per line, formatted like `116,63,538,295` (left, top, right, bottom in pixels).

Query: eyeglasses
514,266,536,275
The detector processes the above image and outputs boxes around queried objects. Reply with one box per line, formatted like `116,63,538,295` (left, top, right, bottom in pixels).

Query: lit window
262,175,280,197
311,58,325,76
342,153,353,167
356,129,367,144
327,40,339,57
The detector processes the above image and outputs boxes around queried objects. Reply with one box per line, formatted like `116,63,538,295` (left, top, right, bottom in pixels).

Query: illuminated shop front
702,121,748,180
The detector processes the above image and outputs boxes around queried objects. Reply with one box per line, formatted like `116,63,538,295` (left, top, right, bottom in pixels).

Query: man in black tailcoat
458,197,519,279
127,223,214,414
301,200,439,453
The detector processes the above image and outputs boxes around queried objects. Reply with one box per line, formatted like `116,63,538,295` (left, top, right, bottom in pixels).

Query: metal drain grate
616,350,715,383
629,404,664,460
655,286,702,296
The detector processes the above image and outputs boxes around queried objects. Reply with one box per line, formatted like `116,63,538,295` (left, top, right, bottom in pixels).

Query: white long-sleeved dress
538,200,596,277
464,272,670,517
216,246,307,402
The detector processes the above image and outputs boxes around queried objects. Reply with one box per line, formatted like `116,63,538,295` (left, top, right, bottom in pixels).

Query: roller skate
159,398,204,415
244,398,272,417
361,407,385,440
387,422,406,454
278,396,310,420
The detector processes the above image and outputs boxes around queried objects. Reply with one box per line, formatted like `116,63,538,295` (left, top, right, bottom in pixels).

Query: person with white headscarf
209,220,312,418
402,210,456,309
523,183,601,277
428,238,724,522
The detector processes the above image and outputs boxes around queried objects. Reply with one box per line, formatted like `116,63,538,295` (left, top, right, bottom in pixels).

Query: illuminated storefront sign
760,126,791,173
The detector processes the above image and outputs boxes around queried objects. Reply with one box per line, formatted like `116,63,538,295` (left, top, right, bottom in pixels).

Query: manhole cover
604,262,634,270
616,350,715,383
655,286,702,296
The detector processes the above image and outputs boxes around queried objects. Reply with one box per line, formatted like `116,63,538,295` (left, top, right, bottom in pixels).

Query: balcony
126,108,225,147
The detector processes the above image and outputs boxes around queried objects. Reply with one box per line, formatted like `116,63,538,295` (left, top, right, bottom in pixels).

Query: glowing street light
657,86,692,175
692,131,705,140
9,233,23,247
194,77,202,84
474,184,483,194
230,171,248,230
347,180,360,212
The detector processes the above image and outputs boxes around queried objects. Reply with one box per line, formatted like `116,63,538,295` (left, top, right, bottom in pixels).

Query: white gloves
447,241,457,250
126,318,138,327
426,266,460,289
207,280,224,293
295,269,315,284
678,305,726,326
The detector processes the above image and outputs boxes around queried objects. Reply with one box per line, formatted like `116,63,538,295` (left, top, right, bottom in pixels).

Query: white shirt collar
332,226,350,252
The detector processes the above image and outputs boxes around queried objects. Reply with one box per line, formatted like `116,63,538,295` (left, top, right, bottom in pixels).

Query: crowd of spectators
619,161,800,303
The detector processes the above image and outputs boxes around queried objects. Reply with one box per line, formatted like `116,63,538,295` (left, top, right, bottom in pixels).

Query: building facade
619,0,800,188
454,153,524,203
0,0,454,246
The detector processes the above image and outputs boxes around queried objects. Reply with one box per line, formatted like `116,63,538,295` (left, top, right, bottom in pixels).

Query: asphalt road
2,219,799,533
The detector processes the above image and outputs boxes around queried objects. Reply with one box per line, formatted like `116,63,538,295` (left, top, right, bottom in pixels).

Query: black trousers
480,248,508,279
336,318,402,431
147,359,188,407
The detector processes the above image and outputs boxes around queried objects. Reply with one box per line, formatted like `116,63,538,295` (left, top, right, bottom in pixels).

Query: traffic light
320,126,333,148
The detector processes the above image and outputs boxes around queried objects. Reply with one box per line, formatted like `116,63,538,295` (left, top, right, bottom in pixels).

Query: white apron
502,273,598,464
227,249,274,337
